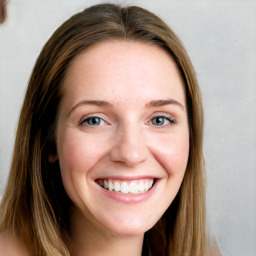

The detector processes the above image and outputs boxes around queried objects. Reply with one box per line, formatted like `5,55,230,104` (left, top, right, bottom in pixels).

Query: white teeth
114,181,120,192
138,181,144,192
129,182,139,194
120,182,129,194
99,179,154,194
144,181,149,191
108,180,113,191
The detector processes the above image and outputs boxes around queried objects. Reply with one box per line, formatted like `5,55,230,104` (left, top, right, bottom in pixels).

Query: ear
48,153,58,163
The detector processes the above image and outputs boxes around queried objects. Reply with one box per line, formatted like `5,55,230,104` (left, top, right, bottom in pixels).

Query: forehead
62,40,186,107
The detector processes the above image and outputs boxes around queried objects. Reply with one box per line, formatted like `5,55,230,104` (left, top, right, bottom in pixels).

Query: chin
100,213,158,237
109,225,151,237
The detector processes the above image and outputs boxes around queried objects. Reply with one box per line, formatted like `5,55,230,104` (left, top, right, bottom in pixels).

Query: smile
96,179,154,195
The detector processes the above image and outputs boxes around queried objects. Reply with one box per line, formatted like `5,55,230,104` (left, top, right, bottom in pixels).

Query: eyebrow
145,99,186,111
70,98,185,114
70,100,112,114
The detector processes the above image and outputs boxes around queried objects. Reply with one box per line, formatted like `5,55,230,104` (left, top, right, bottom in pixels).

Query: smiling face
55,40,189,237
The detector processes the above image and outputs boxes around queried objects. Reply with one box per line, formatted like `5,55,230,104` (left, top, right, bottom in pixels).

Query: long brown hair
0,4,206,255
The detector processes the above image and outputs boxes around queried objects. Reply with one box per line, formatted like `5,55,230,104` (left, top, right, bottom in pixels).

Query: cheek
57,131,103,176
150,132,189,176
56,131,108,205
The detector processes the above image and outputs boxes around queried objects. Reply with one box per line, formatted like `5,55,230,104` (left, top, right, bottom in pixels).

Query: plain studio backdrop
0,0,255,255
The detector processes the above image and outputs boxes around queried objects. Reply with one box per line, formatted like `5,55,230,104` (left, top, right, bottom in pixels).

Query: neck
67,206,144,256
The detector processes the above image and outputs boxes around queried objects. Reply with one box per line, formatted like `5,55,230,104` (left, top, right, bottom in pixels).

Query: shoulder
0,233,31,256
208,236,222,256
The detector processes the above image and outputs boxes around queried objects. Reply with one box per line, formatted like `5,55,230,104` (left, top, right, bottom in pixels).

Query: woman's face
55,40,189,237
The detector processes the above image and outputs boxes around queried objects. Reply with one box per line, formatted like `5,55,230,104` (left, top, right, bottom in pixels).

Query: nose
110,124,149,167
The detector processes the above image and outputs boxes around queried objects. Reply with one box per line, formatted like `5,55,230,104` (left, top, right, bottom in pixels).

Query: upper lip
94,175,159,181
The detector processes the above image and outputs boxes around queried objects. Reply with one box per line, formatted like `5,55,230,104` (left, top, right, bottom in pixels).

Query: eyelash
79,114,176,128
80,116,107,126
148,115,176,127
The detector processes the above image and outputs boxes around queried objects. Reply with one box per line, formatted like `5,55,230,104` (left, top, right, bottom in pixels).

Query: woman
0,3,216,256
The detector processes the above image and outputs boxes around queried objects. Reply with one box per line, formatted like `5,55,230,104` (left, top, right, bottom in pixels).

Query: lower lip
96,179,159,204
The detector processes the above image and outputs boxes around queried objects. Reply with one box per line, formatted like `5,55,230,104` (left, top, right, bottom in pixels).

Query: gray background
0,0,255,255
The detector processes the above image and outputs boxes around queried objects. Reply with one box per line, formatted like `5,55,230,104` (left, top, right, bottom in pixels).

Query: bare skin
55,40,189,255
0,233,222,256
209,237,222,256
0,41,222,256
0,234,30,256
66,206,144,256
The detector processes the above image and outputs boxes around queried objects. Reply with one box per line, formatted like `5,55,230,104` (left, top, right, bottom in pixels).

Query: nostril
109,138,149,167
110,149,147,167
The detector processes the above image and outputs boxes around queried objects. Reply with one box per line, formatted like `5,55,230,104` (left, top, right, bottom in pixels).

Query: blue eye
82,116,105,126
150,116,175,127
